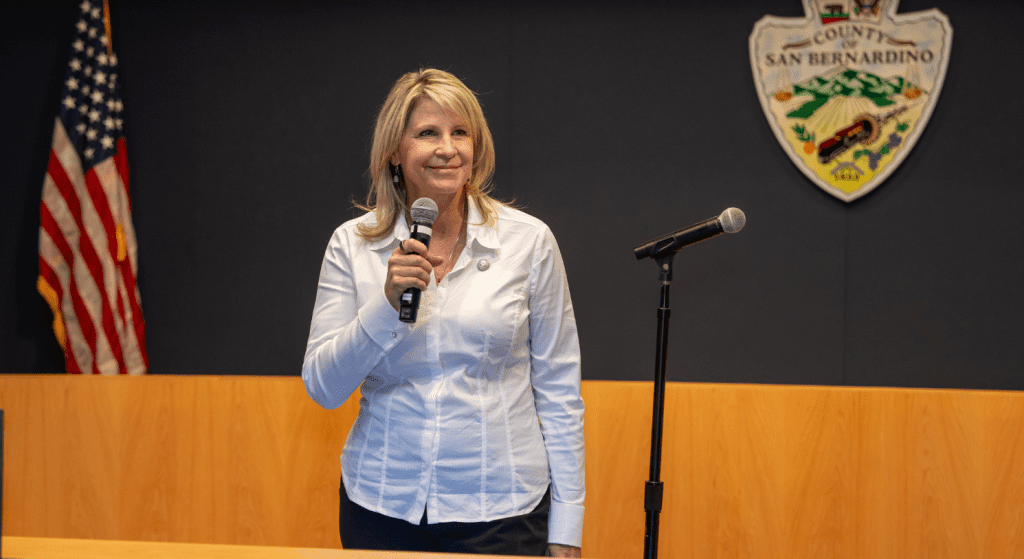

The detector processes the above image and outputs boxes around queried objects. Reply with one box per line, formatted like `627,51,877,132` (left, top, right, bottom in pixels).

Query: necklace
435,211,466,283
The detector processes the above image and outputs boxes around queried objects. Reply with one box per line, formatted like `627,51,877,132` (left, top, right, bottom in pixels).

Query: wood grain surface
2,376,1022,558
1,536,533,559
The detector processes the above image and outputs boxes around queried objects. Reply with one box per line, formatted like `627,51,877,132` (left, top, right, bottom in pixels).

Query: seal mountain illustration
750,0,952,201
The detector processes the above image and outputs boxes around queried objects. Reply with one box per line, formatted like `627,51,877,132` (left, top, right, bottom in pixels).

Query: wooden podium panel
2,376,1024,558
0,376,353,547
582,382,1024,559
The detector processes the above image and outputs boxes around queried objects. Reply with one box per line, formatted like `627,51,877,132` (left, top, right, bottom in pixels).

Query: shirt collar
363,212,407,252
466,196,500,252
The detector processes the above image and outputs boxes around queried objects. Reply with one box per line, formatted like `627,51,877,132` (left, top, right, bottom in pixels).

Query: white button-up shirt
302,198,585,547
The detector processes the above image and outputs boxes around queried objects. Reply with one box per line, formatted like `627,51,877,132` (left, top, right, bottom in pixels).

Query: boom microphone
633,207,746,260
399,197,439,323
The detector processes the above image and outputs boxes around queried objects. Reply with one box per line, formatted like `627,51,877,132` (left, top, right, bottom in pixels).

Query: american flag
37,0,147,375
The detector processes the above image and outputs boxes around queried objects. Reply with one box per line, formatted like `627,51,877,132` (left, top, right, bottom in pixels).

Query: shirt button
477,259,490,271
391,331,397,338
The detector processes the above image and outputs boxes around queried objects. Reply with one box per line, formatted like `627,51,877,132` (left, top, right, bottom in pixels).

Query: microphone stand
643,252,674,559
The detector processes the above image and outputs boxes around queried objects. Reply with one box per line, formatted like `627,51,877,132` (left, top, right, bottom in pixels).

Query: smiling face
391,98,474,203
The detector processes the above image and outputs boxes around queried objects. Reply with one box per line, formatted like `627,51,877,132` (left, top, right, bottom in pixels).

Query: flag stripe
115,279,146,375
47,146,126,375
111,142,148,368
115,139,132,211
36,257,84,374
83,163,120,272
40,172,107,375
40,202,99,374
83,165,129,374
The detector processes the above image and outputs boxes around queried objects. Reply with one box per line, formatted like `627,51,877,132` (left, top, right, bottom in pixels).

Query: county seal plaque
750,0,952,201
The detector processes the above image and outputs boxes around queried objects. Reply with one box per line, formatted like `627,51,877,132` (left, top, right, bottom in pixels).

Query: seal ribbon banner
750,0,952,202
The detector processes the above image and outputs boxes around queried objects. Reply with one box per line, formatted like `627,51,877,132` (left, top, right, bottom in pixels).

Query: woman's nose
436,135,457,156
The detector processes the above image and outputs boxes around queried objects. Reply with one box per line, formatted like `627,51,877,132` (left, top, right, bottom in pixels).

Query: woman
302,69,584,557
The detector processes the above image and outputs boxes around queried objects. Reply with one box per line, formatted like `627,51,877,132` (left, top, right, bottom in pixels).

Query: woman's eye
453,129,469,136
418,129,437,137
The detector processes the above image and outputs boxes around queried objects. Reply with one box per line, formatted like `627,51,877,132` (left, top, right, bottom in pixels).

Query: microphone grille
719,207,746,233
410,197,439,225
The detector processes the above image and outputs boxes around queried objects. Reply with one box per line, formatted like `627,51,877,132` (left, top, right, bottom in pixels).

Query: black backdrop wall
3,0,1022,389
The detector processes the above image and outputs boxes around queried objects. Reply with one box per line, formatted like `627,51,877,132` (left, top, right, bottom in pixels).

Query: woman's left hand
547,544,581,558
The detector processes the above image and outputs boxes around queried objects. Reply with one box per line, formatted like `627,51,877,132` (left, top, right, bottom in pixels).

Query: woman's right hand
385,238,444,312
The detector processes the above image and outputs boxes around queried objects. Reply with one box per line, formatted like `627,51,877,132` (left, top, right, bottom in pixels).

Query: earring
392,164,401,187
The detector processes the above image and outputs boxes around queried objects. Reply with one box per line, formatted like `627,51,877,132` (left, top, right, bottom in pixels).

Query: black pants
339,481,550,556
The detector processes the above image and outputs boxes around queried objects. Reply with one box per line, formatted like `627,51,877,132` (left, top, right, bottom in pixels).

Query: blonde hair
357,68,501,240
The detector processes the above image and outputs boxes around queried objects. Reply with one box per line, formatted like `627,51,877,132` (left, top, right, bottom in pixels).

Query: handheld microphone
399,197,439,323
634,207,746,260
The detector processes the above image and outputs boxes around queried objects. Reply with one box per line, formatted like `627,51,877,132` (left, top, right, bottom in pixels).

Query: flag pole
103,0,113,57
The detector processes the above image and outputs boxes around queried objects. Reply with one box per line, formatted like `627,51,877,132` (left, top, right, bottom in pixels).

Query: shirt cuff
548,500,584,548
358,288,410,352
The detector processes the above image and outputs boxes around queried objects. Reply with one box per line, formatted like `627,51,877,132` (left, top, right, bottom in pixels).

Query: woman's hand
547,544,581,558
384,238,444,312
